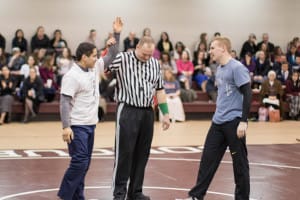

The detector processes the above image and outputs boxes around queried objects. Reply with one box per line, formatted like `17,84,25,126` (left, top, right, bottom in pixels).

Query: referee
108,36,171,200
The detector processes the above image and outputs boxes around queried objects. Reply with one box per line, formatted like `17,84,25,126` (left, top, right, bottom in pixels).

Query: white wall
0,0,299,55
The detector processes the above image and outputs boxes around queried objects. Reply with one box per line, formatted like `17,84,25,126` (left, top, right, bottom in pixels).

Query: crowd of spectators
1,27,300,125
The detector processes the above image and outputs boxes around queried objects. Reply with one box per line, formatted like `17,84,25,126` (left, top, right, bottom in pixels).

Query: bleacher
12,91,277,120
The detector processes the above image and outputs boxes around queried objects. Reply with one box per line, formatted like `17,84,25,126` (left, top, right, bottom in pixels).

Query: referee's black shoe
126,193,150,200
113,195,126,200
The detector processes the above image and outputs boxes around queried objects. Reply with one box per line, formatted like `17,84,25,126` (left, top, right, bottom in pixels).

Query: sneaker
126,193,150,200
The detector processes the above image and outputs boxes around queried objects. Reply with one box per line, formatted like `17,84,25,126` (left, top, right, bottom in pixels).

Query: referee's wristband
159,103,169,115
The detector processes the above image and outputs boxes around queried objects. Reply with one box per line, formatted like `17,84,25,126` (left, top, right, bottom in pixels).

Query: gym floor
0,121,299,200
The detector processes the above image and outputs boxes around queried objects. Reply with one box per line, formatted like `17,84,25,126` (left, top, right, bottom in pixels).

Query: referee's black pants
189,118,250,200
113,103,154,199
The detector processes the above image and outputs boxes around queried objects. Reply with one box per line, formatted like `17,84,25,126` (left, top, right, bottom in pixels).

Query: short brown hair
212,37,232,52
76,42,96,61
137,36,155,47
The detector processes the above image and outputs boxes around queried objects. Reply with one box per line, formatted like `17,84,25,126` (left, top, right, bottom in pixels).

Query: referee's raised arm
103,17,123,70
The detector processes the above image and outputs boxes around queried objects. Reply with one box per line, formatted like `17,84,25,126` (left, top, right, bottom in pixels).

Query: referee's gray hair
137,36,155,47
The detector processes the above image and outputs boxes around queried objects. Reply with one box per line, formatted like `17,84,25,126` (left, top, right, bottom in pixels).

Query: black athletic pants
189,118,250,200
113,103,154,199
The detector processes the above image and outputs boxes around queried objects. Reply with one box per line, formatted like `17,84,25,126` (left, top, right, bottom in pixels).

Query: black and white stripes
108,51,163,108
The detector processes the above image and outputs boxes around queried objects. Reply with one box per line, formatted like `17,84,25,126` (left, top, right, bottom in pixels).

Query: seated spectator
19,55,40,79
0,33,5,51
103,32,114,47
292,54,300,72
268,54,283,74
230,50,239,60
240,33,257,59
176,50,194,89
98,71,116,120
257,33,275,58
142,27,151,37
241,52,256,79
8,48,26,87
86,29,100,49
21,68,44,123
8,47,25,72
286,44,298,66
157,32,173,55
0,66,15,125
204,67,217,103
0,47,7,70
50,29,68,55
253,50,270,89
213,32,221,38
287,37,300,53
285,71,300,120
56,47,73,86
33,48,47,66
194,32,208,53
260,70,284,119
99,71,116,103
152,48,161,60
12,29,28,55
259,42,270,60
159,52,177,76
193,42,209,66
208,32,221,48
123,32,139,52
162,68,185,122
31,26,50,52
193,51,208,91
39,55,58,102
173,41,191,60
208,59,218,76
276,61,291,87
271,46,283,63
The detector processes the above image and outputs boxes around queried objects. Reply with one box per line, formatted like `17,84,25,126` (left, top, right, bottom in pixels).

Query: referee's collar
133,51,148,64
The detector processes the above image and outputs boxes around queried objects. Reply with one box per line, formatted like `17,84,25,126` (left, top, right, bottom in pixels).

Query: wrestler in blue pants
58,125,95,200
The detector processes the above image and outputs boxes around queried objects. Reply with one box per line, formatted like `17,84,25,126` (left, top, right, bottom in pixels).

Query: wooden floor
0,120,300,149
0,120,299,200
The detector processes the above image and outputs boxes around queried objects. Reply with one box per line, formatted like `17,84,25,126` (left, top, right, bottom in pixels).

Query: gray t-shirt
212,59,250,124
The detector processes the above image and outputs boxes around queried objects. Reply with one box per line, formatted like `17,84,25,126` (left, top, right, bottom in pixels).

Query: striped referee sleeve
109,53,122,71
156,65,164,90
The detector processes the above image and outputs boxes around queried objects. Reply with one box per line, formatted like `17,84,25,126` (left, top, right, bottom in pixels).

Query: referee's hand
162,115,170,131
113,17,123,33
62,127,73,144
106,37,116,47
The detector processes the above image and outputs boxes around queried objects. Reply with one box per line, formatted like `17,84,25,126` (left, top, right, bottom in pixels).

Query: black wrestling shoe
126,193,150,200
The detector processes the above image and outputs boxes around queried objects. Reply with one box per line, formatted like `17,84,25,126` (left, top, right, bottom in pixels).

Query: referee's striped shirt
108,51,163,108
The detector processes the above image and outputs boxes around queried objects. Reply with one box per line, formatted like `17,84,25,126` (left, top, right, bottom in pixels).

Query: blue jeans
58,125,95,200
